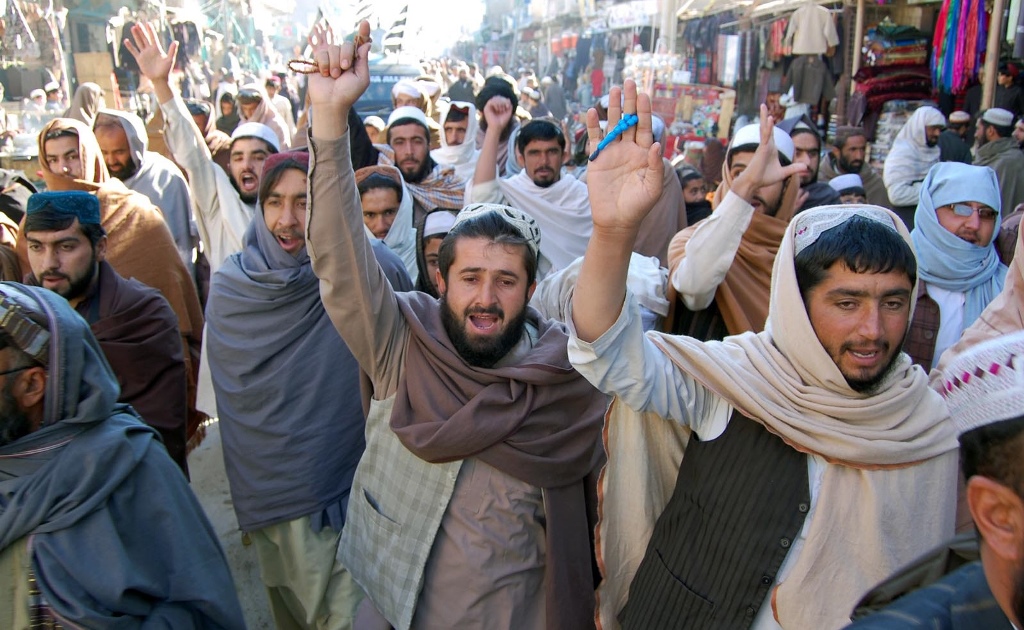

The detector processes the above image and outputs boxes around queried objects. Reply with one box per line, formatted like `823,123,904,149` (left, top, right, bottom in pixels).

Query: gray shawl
0,283,244,628
206,215,367,532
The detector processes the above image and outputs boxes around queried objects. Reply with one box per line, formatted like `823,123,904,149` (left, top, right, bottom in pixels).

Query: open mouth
276,233,304,253
239,171,258,191
847,347,884,366
468,314,500,334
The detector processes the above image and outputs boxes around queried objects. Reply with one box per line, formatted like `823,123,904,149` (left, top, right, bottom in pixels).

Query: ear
515,148,525,168
526,280,537,302
968,475,1024,562
435,269,446,296
94,235,108,262
15,366,47,411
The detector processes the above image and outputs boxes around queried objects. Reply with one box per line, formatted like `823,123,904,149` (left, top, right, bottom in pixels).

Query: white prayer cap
44,81,60,93
728,123,795,162
939,331,1024,436
829,173,864,193
231,122,280,152
793,205,898,255
416,80,441,99
391,79,422,100
423,210,458,237
364,116,386,131
948,110,971,124
387,106,431,130
982,108,1014,128
29,89,45,100
452,203,541,257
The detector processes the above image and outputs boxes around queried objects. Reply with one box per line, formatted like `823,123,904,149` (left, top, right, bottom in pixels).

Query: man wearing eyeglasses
904,162,1009,369
973,108,1024,218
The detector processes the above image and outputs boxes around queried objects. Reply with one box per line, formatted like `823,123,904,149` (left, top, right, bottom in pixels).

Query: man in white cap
848,331,1024,628
43,81,63,112
127,22,279,273
390,79,440,147
905,162,1008,370
571,88,959,629
829,173,866,204
363,115,385,144
883,105,946,228
666,120,802,340
303,27,608,628
938,110,973,164
377,105,465,227
974,107,1024,216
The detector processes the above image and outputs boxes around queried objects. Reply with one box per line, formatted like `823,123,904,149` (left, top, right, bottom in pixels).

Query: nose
42,247,60,272
857,304,883,341
367,215,384,235
277,203,299,229
963,208,982,231
477,281,497,307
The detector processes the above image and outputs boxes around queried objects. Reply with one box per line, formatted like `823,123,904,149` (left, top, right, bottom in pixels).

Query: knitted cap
940,331,1024,435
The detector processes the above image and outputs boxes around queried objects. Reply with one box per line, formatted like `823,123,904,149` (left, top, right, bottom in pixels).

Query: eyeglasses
0,365,30,378
950,203,998,221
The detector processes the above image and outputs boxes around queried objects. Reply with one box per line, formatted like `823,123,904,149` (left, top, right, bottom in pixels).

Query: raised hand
124,22,177,84
730,104,806,204
306,20,372,118
482,96,513,133
585,80,664,233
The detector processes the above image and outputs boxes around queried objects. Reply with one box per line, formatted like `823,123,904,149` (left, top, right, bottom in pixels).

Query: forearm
310,103,349,141
473,127,502,186
572,226,637,342
151,76,176,108
307,132,405,392
670,190,754,309
886,181,920,207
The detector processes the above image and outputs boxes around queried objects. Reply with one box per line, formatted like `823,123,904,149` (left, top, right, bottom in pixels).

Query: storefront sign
604,0,657,28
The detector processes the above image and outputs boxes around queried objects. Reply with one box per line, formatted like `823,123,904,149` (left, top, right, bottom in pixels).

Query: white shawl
431,101,480,183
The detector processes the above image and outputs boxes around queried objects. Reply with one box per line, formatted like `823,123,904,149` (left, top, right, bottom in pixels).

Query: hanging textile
932,0,988,94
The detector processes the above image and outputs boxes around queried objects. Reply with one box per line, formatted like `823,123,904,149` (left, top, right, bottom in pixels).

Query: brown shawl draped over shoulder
390,291,608,630
666,160,800,335
22,123,206,447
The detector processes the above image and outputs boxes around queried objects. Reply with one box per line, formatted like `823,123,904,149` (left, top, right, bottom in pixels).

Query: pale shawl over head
882,106,945,199
64,82,105,127
355,164,418,283
431,101,481,182
36,118,109,189
934,220,1024,377
596,205,959,630
912,161,1007,328
666,147,801,335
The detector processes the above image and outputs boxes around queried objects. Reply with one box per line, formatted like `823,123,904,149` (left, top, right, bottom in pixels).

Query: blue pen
589,113,639,161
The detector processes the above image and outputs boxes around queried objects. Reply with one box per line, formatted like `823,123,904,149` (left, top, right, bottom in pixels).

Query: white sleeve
566,289,731,438
671,190,755,310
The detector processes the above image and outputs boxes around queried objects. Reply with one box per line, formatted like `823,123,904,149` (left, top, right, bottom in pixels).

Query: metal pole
983,0,1008,109
850,0,865,93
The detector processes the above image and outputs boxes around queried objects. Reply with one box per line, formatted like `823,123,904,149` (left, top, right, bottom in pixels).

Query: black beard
440,294,528,368
844,336,905,394
838,156,863,174
401,156,433,184
108,160,139,181
229,174,259,205
37,258,98,303
0,378,33,447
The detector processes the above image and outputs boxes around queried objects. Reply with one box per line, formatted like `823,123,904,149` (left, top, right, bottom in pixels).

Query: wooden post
983,0,1008,109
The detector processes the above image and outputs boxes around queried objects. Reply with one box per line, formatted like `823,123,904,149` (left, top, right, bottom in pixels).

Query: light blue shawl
912,162,1008,327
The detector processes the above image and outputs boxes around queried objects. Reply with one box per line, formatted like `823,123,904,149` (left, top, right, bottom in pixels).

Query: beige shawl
595,206,959,629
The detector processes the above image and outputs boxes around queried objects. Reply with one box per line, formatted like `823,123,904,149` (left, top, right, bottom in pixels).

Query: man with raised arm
302,23,606,630
567,86,959,629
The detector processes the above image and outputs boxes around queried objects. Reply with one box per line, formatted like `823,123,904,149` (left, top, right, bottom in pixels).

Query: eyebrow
825,287,911,299
457,266,522,278
26,236,82,246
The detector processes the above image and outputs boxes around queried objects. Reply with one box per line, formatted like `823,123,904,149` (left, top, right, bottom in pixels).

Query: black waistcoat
619,411,811,629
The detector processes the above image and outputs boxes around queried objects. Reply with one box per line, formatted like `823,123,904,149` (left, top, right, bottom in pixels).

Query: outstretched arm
571,80,664,342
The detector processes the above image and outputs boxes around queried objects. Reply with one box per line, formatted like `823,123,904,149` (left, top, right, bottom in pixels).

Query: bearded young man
818,126,891,209
22,191,188,475
777,115,840,212
569,88,959,629
92,109,196,269
302,23,607,630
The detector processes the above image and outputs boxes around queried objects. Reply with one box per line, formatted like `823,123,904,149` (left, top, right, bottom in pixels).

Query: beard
0,378,33,448
1013,541,1024,626
440,294,528,368
842,335,905,394
838,156,864,173
37,258,98,303
400,156,432,184
107,159,139,181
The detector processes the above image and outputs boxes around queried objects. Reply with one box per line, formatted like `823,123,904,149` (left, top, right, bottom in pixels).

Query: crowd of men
4,17,1024,630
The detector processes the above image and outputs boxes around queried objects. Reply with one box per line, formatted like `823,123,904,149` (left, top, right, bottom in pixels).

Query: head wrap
355,165,418,282
895,106,945,153
364,116,386,131
939,331,1024,435
93,108,148,171
391,79,423,100
912,162,1007,327
26,190,101,226
36,118,109,190
64,83,105,128
231,121,280,152
0,288,50,366
431,101,481,180
452,203,541,258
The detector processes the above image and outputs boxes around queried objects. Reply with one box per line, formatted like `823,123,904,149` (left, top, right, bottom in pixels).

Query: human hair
91,113,122,134
357,172,403,203
184,99,212,117
43,128,78,143
981,119,1013,138
445,108,469,124
386,118,430,145
790,127,820,150
833,126,867,150
794,215,917,303
257,156,307,204
24,208,107,248
516,119,565,154
437,212,538,286
959,415,1024,498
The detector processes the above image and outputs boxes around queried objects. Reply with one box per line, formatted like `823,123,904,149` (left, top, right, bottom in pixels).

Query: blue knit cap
26,191,101,226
